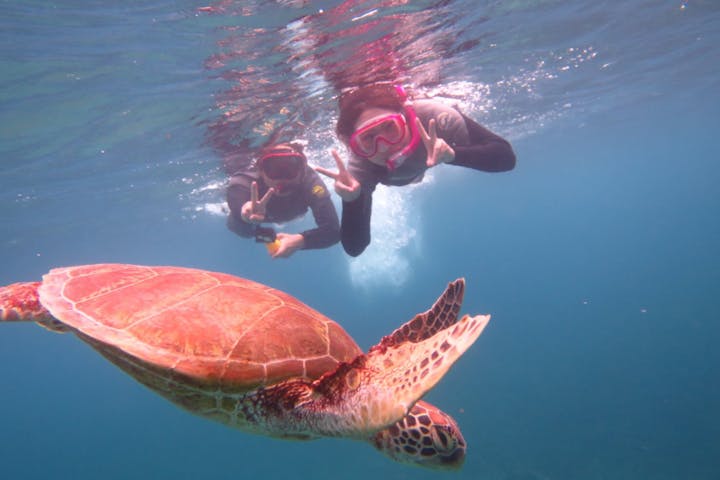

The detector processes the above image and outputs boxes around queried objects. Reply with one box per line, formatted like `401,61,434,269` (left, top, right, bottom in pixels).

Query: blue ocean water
1,1,719,479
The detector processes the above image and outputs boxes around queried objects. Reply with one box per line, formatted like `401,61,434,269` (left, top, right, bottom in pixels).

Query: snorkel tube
386,85,421,171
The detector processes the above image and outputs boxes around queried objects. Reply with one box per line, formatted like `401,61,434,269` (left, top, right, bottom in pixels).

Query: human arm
298,172,341,250
340,186,373,257
413,100,515,173
452,113,516,172
315,150,374,257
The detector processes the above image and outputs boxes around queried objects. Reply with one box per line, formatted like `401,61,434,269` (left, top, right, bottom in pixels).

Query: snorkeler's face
351,108,411,166
261,174,302,196
258,150,305,195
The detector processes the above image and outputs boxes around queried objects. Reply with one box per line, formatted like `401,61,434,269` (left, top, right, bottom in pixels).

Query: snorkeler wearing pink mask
316,84,516,257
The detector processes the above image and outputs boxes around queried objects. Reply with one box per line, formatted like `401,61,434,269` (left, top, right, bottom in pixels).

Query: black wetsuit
227,166,340,250
341,99,516,256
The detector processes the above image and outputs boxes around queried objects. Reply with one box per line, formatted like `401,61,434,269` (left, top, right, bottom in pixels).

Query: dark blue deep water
1,1,719,479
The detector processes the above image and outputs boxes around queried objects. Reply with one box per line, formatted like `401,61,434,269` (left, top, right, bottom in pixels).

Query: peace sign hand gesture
416,117,455,168
241,181,275,223
315,149,361,202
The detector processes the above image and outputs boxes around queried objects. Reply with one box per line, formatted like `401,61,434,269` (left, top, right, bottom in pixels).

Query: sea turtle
0,264,489,469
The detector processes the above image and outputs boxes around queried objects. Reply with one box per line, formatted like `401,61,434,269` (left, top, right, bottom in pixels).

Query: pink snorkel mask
347,85,421,171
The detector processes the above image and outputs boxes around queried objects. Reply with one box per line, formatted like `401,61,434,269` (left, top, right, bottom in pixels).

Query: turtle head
371,400,466,470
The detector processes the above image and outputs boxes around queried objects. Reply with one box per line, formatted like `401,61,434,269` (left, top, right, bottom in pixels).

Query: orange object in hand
265,239,281,255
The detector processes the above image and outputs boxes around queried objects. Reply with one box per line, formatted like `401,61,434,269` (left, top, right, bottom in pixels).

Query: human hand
416,117,455,168
271,233,305,258
241,181,275,223
315,149,361,202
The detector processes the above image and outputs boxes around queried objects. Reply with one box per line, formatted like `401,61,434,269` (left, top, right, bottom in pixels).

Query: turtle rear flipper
0,282,70,332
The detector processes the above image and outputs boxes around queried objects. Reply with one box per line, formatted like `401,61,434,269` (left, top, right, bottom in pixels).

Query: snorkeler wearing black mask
226,143,340,258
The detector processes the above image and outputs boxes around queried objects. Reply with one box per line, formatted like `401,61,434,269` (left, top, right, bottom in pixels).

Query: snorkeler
316,83,516,257
227,143,340,258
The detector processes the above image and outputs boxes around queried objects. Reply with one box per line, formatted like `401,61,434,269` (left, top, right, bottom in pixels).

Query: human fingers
331,149,348,174
271,234,293,259
269,238,284,258
437,139,455,164
426,138,454,168
336,176,361,202
427,118,438,143
315,166,339,180
251,181,259,204
258,187,275,207
426,153,438,168
241,201,254,222
425,122,439,167
415,117,431,144
271,246,291,259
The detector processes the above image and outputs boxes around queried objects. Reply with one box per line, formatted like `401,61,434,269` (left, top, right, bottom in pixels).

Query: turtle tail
0,281,68,332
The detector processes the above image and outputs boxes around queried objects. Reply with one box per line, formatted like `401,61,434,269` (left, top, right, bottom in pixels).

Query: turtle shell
38,264,361,394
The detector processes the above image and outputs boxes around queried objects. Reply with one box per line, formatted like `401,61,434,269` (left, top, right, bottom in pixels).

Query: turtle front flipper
257,310,489,440
378,278,465,346
316,312,489,437
0,281,69,332
371,400,466,470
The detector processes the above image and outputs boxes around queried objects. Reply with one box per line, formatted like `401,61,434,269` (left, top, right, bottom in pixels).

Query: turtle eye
431,426,456,453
